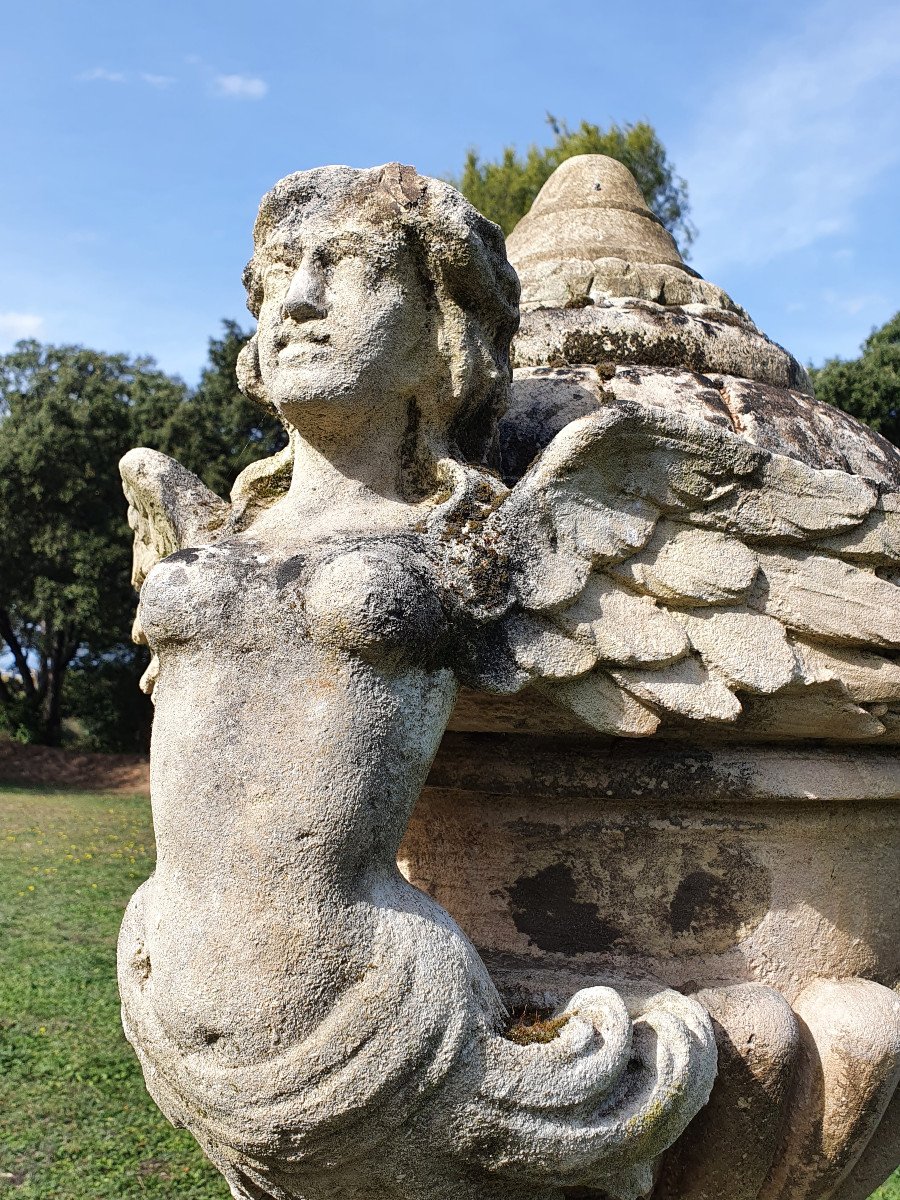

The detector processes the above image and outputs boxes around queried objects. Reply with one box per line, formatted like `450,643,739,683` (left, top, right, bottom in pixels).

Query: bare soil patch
0,737,149,794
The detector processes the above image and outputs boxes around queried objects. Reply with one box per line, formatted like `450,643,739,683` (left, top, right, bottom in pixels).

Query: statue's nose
281,262,327,322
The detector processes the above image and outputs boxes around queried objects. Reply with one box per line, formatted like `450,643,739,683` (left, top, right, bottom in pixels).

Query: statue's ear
236,333,271,410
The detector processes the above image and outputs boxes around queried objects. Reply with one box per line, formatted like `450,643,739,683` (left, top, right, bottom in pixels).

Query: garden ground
0,779,897,1199
0,784,225,1198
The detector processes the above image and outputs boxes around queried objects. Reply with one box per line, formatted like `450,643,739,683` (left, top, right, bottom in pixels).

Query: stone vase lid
506,153,688,275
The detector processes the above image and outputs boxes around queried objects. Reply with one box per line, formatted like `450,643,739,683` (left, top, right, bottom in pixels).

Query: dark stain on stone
508,862,622,954
561,1191,615,1199
671,870,729,934
669,842,769,942
165,548,199,565
275,555,307,588
556,328,709,374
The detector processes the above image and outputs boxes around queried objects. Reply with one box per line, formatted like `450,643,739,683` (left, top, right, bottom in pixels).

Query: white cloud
0,312,44,347
214,73,268,100
681,0,900,272
76,67,127,84
76,68,177,88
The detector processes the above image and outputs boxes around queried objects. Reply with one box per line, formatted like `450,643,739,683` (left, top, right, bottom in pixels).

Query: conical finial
506,154,686,275
504,154,749,313
505,155,810,393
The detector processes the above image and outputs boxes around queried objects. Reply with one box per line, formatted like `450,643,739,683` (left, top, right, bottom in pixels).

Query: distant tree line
0,324,284,750
1,121,897,750
808,314,900,449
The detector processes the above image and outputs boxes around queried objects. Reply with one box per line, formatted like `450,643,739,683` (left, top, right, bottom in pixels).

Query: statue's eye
316,248,338,274
263,262,292,287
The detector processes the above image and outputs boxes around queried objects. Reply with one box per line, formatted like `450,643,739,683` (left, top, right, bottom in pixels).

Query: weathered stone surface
672,609,796,695
609,522,759,605
513,304,811,393
118,155,900,1200
757,980,900,1200
402,734,900,1001
707,376,900,484
506,156,686,271
830,1086,900,1200
118,163,720,1200
793,638,900,702
654,985,800,1200
506,156,742,317
557,575,691,666
501,365,900,489
751,549,900,646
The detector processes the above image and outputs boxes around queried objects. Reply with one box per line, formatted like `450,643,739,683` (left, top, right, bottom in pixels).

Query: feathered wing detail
120,448,229,692
462,403,900,739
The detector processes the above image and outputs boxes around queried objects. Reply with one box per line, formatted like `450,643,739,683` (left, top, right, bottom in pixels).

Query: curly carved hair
237,163,520,465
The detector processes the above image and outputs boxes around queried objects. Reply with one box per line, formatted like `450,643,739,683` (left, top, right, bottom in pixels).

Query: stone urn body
402,735,900,1200
118,157,900,1200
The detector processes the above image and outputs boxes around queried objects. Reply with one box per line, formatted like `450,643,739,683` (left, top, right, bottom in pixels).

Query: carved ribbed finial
506,153,687,276
505,153,744,314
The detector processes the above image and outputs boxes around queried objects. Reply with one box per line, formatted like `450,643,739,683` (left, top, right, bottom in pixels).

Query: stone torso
133,530,459,1063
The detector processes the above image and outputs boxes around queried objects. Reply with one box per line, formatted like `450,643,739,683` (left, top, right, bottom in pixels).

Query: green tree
143,320,286,497
0,326,285,748
810,313,900,449
453,116,695,253
0,342,186,745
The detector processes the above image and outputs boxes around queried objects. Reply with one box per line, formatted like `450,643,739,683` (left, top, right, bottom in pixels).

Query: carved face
255,213,437,424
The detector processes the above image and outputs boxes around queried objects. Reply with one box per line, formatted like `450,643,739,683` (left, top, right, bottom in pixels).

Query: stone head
238,163,519,464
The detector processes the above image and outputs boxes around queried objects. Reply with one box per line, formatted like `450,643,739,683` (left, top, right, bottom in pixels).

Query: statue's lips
278,339,331,362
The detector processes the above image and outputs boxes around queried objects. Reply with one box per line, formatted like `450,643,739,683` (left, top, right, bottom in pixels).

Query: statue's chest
138,536,451,666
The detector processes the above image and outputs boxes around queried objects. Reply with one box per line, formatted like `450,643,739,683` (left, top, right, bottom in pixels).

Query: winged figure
118,163,900,1200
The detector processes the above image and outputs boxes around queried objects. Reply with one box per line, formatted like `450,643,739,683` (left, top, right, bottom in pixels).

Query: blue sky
2,0,898,382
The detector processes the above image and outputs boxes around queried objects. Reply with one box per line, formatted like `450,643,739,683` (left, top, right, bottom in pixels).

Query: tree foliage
137,320,285,497
0,323,277,748
0,343,186,745
810,313,900,449
453,117,695,254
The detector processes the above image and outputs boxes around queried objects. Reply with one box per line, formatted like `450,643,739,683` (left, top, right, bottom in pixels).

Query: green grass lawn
0,786,227,1198
0,783,897,1199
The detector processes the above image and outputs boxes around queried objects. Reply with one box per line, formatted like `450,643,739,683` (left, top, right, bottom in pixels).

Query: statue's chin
265,369,376,421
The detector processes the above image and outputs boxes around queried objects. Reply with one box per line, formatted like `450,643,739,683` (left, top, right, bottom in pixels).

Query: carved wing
120,448,229,690
463,403,900,740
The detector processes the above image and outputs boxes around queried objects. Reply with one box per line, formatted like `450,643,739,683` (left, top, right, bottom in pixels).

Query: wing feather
674,608,797,694
549,672,661,737
792,638,900,703
752,550,900,647
693,455,877,540
555,575,690,667
120,448,229,694
120,448,228,589
463,399,899,741
610,658,743,723
740,683,887,741
813,494,900,562
609,522,758,606
506,613,598,680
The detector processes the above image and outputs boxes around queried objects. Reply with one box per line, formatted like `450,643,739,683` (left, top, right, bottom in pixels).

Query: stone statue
119,159,900,1200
